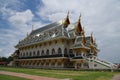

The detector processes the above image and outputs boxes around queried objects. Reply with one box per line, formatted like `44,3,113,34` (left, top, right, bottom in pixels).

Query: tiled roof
30,22,60,35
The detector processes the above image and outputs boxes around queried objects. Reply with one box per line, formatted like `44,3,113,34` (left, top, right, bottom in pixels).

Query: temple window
37,50,40,56
33,51,36,56
58,48,62,54
52,48,55,54
64,48,67,54
69,49,73,54
41,50,44,56
26,52,28,57
46,49,49,55
23,53,25,57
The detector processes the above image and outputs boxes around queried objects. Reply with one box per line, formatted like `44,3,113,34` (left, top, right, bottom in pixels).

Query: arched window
26,52,28,57
23,53,25,57
37,50,40,56
58,48,62,54
52,48,55,54
69,49,73,54
33,51,36,56
64,48,67,54
29,52,32,57
41,50,44,56
46,49,49,55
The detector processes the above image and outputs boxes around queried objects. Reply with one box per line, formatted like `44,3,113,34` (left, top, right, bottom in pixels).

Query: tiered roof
15,12,99,54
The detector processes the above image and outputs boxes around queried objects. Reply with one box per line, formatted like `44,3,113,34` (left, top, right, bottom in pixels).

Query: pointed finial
78,13,81,21
82,27,85,32
82,31,86,45
91,32,93,36
94,38,96,43
90,32,94,43
78,14,80,22
77,13,82,25
93,38,97,46
67,10,69,17
79,13,82,19
62,10,70,28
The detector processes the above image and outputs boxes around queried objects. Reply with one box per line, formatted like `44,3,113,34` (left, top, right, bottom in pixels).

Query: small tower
62,11,70,28
75,14,83,36
81,27,86,45
90,32,94,44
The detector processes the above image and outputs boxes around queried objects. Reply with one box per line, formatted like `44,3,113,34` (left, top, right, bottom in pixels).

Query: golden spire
82,29,86,45
63,11,70,28
93,38,97,46
90,32,93,43
75,14,83,35
81,27,85,36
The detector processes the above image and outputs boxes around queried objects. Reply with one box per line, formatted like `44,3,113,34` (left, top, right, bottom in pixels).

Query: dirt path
0,71,59,80
112,74,120,80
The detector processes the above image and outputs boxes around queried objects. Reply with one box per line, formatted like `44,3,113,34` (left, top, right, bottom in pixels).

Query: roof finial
82,30,86,45
62,11,70,28
67,10,69,17
93,38,96,45
75,14,83,36
80,13,82,17
81,27,85,36
79,13,82,19
90,32,94,43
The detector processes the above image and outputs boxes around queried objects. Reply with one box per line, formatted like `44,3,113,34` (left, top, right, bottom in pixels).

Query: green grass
0,74,30,80
0,66,119,80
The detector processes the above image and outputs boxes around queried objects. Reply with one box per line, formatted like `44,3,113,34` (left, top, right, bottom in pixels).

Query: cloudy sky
0,0,120,63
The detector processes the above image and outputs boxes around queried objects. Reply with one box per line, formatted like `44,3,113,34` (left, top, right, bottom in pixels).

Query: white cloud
0,1,43,57
8,10,34,25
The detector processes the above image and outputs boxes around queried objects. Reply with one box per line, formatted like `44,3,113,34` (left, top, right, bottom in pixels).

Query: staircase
94,57,117,69
83,56,117,69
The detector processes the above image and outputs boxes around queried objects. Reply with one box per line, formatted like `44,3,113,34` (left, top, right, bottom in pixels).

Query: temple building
13,12,117,69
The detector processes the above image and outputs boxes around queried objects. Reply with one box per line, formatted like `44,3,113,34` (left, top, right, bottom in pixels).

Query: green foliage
0,56,13,63
0,74,30,80
0,67,119,80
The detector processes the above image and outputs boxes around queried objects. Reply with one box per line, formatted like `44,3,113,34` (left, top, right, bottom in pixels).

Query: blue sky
0,0,120,63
